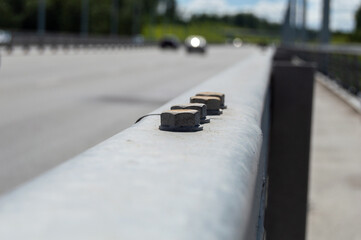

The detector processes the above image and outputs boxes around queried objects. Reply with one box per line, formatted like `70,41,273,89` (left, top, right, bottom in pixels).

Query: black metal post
265,58,315,240
37,0,46,36
320,0,330,44
111,0,119,35
301,0,307,42
81,0,89,36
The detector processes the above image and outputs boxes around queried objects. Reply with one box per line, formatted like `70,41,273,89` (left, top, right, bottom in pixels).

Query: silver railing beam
0,49,274,240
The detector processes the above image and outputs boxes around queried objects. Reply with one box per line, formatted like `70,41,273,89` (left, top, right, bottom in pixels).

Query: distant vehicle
159,35,180,49
257,41,268,48
185,35,207,54
0,30,12,46
233,38,243,48
132,34,145,45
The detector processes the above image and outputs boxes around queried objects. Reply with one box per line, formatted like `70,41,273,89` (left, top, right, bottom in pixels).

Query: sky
177,0,361,32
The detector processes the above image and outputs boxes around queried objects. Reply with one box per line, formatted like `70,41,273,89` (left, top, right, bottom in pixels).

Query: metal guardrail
0,32,155,51
0,47,314,240
278,45,361,96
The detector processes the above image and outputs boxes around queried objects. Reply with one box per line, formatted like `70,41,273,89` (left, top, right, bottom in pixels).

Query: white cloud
178,0,360,32
306,0,322,30
306,0,360,32
331,0,360,31
178,0,238,19
179,0,286,22
244,1,287,23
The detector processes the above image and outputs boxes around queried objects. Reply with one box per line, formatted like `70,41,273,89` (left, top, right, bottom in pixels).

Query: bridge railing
1,31,155,51
277,45,361,97
0,47,314,240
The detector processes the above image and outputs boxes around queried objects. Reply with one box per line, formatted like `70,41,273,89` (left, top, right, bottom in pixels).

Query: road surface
0,46,257,194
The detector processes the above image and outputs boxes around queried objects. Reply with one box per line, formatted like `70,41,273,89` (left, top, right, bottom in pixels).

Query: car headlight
190,37,200,48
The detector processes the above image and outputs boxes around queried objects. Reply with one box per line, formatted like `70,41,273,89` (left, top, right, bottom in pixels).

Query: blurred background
0,0,360,44
0,0,360,239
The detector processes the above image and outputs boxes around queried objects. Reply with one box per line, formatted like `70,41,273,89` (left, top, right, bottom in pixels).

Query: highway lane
0,46,259,194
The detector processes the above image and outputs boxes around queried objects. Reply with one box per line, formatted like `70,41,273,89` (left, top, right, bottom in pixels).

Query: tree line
0,0,162,35
0,0,283,36
186,13,280,31
350,4,361,41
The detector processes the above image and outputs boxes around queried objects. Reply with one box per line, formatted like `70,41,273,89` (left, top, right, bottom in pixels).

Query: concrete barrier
0,49,274,239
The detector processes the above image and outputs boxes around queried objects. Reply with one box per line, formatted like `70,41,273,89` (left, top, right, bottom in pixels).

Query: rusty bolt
190,96,222,115
171,103,210,124
159,109,203,132
196,92,226,109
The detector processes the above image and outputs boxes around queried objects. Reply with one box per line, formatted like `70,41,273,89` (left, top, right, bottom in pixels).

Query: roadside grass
142,23,280,44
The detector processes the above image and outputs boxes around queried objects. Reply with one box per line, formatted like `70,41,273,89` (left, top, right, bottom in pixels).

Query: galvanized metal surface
0,49,273,240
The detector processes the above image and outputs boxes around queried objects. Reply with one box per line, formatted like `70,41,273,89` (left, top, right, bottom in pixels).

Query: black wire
135,114,161,124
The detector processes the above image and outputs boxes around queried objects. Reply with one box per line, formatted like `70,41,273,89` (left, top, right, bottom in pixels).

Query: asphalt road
0,46,257,194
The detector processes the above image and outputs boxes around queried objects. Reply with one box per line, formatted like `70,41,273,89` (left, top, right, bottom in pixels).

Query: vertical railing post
320,0,331,44
301,0,307,42
353,55,361,95
265,57,315,240
37,0,46,36
81,0,89,37
111,0,119,35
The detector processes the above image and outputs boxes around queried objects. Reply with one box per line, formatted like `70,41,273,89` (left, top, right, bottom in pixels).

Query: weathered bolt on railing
278,45,361,97
0,47,315,240
158,92,225,132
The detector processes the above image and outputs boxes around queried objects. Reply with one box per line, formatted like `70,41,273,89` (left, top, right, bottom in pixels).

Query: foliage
0,0,160,35
356,4,361,30
349,4,361,42
188,13,280,31
142,22,279,44
142,12,282,44
0,0,282,38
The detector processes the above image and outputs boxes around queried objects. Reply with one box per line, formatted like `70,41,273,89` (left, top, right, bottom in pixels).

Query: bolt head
171,103,207,119
160,109,202,131
196,92,226,108
190,96,221,111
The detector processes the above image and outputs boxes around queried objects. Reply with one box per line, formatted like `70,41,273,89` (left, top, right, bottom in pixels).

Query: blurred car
0,30,12,46
159,35,180,50
185,35,207,54
233,38,243,48
132,34,145,45
257,41,268,48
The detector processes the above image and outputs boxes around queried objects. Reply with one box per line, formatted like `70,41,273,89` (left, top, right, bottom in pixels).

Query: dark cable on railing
135,114,160,124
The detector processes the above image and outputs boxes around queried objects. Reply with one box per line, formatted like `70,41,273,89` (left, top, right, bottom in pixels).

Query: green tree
47,0,81,33
0,0,160,35
0,1,17,28
350,4,361,42
355,5,361,30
